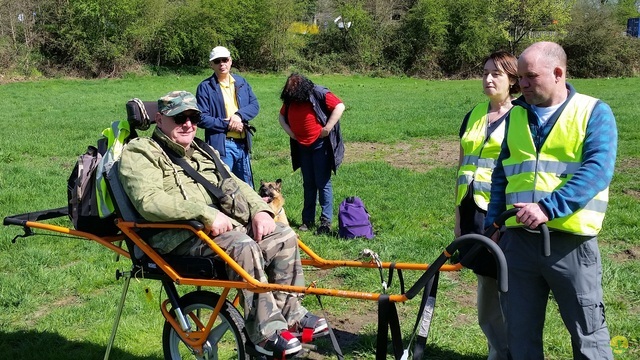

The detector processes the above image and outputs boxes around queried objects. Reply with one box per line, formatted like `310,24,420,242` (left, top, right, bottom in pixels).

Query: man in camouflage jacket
118,91,328,357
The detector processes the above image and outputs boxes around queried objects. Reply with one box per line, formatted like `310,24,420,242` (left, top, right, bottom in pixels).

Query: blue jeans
223,138,254,188
298,138,333,224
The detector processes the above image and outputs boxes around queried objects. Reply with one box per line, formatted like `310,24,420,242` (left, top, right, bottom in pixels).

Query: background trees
0,0,638,80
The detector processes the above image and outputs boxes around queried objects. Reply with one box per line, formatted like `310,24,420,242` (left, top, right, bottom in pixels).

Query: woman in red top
279,73,345,235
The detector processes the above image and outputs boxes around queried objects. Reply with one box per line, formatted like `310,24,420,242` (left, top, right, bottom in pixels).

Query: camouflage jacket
118,128,272,253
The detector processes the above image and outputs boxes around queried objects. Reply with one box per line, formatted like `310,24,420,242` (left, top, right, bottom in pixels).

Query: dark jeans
298,137,333,224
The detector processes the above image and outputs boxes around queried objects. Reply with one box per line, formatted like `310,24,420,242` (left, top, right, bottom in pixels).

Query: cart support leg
104,272,132,360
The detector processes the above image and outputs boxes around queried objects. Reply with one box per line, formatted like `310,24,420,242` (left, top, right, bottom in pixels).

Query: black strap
386,263,406,295
315,295,344,360
376,294,404,360
153,135,230,202
193,137,233,179
387,262,395,290
389,300,403,359
411,272,440,360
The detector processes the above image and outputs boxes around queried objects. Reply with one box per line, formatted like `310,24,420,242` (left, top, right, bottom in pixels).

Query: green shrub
562,2,640,78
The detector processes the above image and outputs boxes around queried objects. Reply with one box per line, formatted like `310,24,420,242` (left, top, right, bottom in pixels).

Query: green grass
1,74,639,359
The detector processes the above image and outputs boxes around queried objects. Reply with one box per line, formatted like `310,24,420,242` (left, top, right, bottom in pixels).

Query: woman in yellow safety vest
454,51,519,360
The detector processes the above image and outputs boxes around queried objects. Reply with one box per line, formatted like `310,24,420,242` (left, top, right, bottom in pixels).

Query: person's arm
234,78,260,122
320,103,345,138
279,113,297,140
485,131,509,229
537,101,617,219
221,157,273,218
454,112,471,237
196,81,229,134
454,145,464,238
118,138,220,227
319,92,345,138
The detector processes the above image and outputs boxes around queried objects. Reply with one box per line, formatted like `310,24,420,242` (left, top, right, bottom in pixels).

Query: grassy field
0,73,639,360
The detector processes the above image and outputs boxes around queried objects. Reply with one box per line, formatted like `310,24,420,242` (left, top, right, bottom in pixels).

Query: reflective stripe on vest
455,102,506,210
96,120,131,218
504,94,608,235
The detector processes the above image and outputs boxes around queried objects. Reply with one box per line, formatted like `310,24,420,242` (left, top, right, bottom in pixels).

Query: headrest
126,99,157,130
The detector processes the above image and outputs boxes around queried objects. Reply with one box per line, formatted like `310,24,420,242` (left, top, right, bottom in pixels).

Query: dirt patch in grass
305,268,376,335
25,295,81,327
344,139,459,172
610,246,640,262
616,157,640,172
622,189,640,200
442,271,477,328
444,271,476,309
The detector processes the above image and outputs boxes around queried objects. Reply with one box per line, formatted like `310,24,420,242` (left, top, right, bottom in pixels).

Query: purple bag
338,197,374,239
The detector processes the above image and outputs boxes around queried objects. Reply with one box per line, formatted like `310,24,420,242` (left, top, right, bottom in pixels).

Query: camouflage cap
157,91,200,117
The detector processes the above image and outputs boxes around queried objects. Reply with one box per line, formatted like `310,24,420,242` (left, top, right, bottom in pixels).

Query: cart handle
405,234,506,298
405,208,550,298
487,208,551,257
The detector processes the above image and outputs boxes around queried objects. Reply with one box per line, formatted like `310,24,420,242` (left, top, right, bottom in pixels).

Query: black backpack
67,138,119,236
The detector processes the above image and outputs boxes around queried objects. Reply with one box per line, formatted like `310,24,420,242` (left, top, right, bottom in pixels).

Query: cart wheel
163,290,246,360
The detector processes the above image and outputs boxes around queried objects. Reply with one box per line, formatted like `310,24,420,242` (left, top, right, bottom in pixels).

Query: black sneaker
316,220,331,235
254,330,302,358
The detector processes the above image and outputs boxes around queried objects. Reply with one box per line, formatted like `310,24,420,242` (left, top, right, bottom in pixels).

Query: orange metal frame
11,217,461,356
117,219,461,302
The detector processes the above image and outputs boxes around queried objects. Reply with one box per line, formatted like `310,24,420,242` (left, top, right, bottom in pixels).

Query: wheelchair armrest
177,220,204,230
129,218,204,230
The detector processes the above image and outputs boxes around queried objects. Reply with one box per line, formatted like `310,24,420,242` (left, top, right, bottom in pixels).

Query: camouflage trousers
172,223,307,344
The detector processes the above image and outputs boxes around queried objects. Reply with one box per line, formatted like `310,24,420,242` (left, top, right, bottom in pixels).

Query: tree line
1,0,639,80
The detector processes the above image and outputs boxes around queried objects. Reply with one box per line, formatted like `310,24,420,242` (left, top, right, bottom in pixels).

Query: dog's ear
260,180,265,185
275,178,282,191
276,179,282,184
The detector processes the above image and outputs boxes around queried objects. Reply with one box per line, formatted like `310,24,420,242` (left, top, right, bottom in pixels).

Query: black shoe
299,221,313,232
316,220,331,235
254,330,302,358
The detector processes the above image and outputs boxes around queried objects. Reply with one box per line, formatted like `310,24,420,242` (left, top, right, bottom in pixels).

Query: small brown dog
258,179,289,226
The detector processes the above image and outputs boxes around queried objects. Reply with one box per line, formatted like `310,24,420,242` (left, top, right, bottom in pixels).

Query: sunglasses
213,57,230,65
172,112,201,125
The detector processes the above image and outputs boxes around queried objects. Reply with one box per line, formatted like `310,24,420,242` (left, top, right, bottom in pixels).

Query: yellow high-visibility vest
503,94,608,235
96,120,131,218
456,102,506,211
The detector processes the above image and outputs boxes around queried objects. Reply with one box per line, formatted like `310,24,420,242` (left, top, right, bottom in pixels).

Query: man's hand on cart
513,202,549,230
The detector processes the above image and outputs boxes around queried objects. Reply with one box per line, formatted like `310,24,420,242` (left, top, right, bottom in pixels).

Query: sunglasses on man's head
172,112,201,125
213,57,230,65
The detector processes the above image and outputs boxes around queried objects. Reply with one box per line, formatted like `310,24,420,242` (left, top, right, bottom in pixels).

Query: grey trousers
477,274,509,360
499,228,613,360
174,223,307,344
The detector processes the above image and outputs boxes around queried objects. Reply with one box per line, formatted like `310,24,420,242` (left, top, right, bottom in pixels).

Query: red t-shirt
280,92,342,146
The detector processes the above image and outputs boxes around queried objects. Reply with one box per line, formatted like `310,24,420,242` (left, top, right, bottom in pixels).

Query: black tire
162,290,246,360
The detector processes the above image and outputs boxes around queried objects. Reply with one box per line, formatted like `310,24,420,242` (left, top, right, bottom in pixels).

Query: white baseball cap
209,46,231,61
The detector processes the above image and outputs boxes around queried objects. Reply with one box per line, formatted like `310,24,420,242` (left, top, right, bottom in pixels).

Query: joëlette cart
4,100,541,360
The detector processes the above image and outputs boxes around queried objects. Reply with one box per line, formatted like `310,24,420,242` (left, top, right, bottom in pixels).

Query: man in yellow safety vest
485,42,616,359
